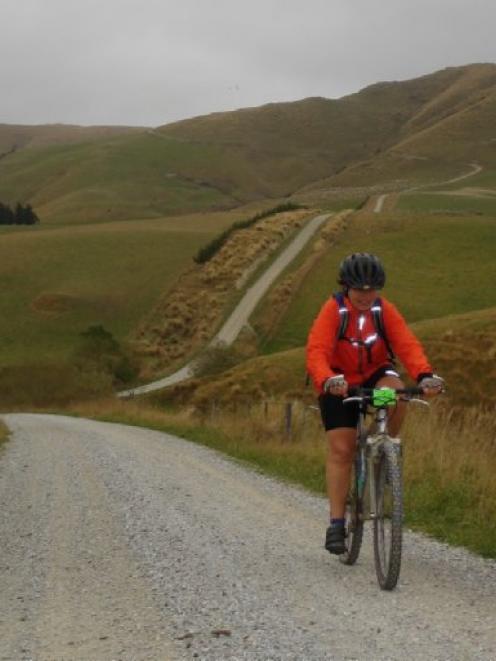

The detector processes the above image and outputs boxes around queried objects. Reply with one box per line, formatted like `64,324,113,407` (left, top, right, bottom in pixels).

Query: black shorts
318,366,400,431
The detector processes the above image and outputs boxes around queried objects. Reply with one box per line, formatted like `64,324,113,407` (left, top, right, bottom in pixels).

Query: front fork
366,409,402,520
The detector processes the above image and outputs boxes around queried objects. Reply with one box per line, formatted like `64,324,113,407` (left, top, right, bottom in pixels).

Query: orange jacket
306,295,432,392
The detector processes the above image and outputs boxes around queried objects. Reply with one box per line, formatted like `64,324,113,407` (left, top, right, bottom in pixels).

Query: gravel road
1,414,495,660
372,162,483,214
118,213,331,398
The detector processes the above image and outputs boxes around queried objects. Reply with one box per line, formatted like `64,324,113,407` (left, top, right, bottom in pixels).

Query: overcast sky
1,0,496,128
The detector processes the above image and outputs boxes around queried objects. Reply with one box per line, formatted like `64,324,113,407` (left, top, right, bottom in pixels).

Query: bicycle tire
373,439,403,589
340,452,365,565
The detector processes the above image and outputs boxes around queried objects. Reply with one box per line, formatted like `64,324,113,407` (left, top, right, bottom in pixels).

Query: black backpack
305,293,396,387
333,292,395,363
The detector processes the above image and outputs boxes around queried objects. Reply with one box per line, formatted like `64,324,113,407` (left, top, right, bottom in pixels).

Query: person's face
348,287,378,311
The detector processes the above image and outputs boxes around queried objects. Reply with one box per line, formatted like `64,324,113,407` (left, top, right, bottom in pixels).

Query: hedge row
193,202,304,264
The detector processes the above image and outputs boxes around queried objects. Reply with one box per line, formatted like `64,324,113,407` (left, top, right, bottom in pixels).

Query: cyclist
306,253,444,555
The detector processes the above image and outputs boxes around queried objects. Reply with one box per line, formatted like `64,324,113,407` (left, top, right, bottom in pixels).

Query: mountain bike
339,386,427,590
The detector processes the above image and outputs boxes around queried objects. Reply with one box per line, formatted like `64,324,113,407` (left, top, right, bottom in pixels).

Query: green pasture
397,192,496,215
0,132,239,225
430,168,496,191
0,212,240,367
259,212,496,353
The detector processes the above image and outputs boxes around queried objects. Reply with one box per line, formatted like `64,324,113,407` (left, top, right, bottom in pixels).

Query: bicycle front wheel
373,440,403,589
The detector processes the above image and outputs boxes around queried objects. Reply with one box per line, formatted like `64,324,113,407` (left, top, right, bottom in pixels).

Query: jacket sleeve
382,300,433,381
306,298,341,393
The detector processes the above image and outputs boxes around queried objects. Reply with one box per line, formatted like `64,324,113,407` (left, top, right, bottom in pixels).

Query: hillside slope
1,64,496,223
302,63,496,192
0,123,143,155
160,306,496,412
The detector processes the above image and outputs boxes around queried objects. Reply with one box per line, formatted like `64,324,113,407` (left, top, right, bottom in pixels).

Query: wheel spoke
373,442,403,589
340,453,365,565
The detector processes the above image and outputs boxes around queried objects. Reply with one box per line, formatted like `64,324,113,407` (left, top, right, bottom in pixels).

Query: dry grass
252,210,352,346
131,208,316,378
404,404,496,503
69,394,496,557
401,403,496,555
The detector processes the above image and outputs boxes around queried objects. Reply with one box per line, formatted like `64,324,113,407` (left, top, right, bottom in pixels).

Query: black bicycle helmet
338,253,386,289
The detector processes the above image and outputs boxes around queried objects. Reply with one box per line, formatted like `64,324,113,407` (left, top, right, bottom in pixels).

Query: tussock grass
132,208,315,379
403,403,496,557
251,211,352,349
193,202,304,264
69,396,496,558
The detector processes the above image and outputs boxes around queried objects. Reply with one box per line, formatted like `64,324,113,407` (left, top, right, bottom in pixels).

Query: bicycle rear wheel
373,440,403,589
340,451,365,565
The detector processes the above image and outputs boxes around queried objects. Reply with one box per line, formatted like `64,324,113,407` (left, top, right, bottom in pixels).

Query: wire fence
201,397,323,443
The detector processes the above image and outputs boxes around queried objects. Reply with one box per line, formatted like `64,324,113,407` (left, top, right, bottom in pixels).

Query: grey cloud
1,0,495,126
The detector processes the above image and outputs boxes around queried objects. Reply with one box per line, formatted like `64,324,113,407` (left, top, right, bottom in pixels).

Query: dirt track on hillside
369,162,483,213
1,414,495,660
119,212,331,397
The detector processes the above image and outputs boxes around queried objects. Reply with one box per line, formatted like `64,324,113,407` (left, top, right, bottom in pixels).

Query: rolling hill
0,123,143,154
1,62,495,407
1,63,496,224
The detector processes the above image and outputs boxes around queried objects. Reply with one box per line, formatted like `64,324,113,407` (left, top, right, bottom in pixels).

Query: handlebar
348,386,424,398
344,386,426,408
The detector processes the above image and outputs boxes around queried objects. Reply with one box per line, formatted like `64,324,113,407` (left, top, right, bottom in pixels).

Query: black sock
330,517,345,527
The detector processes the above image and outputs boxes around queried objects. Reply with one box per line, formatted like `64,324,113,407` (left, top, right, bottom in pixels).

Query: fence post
285,401,293,441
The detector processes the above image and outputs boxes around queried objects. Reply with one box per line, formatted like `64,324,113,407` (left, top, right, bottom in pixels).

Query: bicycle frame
341,386,428,588
355,404,400,521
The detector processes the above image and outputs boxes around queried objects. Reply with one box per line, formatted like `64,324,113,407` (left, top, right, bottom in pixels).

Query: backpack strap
370,298,396,363
333,292,349,341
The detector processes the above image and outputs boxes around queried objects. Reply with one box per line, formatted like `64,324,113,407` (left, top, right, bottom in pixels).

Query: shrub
193,202,304,264
193,342,244,377
74,324,138,387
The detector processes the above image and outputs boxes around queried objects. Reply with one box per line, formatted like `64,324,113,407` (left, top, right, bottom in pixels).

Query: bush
193,202,304,264
74,324,138,387
193,343,243,377
0,201,40,225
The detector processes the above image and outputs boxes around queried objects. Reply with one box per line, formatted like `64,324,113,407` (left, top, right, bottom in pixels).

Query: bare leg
326,427,357,519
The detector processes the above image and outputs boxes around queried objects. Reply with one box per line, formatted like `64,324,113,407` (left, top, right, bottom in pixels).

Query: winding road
373,162,483,213
119,212,331,397
1,414,495,660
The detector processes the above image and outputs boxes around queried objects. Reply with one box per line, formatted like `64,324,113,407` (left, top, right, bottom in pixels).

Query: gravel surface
1,414,495,660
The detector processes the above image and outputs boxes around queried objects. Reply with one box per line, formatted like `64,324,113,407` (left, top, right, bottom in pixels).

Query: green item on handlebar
372,387,397,407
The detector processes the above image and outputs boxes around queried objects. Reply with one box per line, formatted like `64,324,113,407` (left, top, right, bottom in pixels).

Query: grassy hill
255,211,496,354
0,132,240,225
2,64,496,225
0,205,274,404
164,305,496,412
0,123,143,154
